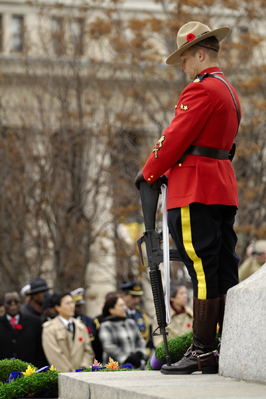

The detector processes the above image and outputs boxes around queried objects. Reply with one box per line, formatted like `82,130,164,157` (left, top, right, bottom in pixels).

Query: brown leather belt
188,145,230,160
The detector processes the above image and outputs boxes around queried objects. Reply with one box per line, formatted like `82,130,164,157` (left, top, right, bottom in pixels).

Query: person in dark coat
20,277,51,320
0,298,5,317
71,288,97,350
0,291,47,368
42,292,57,323
120,282,152,356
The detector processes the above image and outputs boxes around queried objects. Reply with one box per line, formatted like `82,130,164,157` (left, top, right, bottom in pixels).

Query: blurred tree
108,0,266,266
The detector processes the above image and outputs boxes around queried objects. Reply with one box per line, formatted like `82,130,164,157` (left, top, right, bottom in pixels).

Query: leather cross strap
177,74,241,164
206,74,241,133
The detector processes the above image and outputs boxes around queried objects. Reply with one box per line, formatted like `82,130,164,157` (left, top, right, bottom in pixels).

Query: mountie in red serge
142,66,241,210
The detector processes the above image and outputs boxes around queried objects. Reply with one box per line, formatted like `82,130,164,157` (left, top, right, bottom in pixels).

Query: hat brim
75,300,85,305
128,290,144,296
26,286,51,295
166,27,231,66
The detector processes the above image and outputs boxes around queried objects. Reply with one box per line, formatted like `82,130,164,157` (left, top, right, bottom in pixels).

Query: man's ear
198,48,206,61
54,304,60,313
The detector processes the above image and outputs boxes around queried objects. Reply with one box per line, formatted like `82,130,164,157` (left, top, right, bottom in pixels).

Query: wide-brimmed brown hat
166,21,231,66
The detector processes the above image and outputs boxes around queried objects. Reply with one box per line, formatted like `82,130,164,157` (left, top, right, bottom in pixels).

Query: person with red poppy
42,292,94,372
152,281,193,348
0,291,47,367
135,21,241,374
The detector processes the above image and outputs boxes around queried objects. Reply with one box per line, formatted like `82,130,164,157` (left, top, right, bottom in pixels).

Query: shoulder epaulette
42,320,52,328
136,305,147,315
94,317,100,330
193,73,208,83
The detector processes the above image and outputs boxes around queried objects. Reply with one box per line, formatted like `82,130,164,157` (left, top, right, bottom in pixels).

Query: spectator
42,292,94,372
152,281,193,348
20,284,31,303
71,288,97,354
99,293,146,368
0,299,5,316
21,277,51,320
0,291,47,367
93,291,120,363
119,282,152,355
42,292,57,322
238,240,266,281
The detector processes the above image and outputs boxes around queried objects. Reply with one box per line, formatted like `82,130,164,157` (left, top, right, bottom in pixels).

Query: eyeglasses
6,300,20,305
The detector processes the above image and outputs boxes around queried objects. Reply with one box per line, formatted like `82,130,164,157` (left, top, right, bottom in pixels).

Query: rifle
137,181,180,366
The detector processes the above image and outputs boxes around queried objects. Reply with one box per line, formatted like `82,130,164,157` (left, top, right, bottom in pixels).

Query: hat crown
30,277,47,288
27,277,50,294
254,240,266,253
177,21,211,49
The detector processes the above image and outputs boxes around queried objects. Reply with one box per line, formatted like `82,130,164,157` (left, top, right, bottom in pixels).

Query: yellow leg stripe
181,206,207,299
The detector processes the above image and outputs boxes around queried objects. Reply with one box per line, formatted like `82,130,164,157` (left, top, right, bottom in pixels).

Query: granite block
219,263,266,383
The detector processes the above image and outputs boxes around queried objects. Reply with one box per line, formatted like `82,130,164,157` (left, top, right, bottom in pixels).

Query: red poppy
79,337,83,341
187,323,191,328
16,324,22,330
87,327,91,333
187,33,195,42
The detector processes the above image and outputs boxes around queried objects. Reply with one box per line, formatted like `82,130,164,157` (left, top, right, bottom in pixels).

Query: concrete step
58,370,266,399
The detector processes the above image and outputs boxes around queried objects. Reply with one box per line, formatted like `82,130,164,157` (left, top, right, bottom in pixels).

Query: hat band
179,30,210,49
73,295,83,302
194,43,219,52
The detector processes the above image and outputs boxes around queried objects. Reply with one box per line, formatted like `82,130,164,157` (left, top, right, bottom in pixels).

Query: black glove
134,170,168,191
125,351,143,368
134,170,145,190
149,174,168,190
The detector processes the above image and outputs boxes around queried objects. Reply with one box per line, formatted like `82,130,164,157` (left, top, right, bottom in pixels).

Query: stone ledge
219,263,266,383
58,370,266,399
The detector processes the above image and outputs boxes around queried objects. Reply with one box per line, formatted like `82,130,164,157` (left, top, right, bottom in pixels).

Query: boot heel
202,366,218,374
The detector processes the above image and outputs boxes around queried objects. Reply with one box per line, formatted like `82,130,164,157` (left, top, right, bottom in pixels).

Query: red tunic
142,67,241,210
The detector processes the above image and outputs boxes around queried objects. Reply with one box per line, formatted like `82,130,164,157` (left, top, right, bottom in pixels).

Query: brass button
148,178,151,181
151,175,153,178
179,163,182,167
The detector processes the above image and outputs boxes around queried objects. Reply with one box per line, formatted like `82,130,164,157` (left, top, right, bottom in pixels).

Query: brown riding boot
161,297,219,375
218,294,226,352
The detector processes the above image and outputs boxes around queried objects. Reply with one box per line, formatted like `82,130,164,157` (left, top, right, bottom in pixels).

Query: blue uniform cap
119,281,144,296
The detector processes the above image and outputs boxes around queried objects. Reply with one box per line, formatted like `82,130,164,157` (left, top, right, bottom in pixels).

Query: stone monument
219,263,266,383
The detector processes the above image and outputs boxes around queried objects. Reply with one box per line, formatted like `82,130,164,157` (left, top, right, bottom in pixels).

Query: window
52,17,84,57
11,15,24,52
70,19,84,56
52,17,64,56
0,15,3,52
239,26,248,34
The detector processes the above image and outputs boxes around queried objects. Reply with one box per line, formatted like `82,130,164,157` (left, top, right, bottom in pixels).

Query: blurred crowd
0,239,264,372
0,277,193,372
